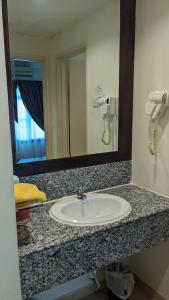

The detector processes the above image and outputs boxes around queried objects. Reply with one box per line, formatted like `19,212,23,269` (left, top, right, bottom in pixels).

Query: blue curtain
12,80,18,122
17,80,44,130
15,87,46,162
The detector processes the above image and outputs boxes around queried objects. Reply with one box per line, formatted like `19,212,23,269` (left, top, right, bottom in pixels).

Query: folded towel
14,183,46,204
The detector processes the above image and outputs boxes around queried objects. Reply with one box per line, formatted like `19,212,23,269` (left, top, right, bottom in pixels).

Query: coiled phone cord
101,117,112,145
149,119,157,155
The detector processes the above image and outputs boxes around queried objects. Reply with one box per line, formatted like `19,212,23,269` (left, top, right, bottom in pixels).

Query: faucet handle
77,186,86,200
77,186,83,198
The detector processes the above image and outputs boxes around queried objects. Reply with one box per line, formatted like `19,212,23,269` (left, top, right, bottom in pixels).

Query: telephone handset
145,91,169,155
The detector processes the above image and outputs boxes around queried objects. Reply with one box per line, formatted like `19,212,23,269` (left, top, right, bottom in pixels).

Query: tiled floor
82,285,157,300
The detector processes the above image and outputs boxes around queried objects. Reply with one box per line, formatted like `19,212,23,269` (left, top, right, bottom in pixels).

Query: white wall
0,3,21,300
52,0,120,154
10,32,52,57
86,0,119,154
131,0,169,299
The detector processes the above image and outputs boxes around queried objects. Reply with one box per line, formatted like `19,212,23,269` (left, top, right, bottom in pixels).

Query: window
15,87,45,141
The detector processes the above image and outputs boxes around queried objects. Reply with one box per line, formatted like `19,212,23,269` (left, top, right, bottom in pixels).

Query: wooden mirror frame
2,0,136,176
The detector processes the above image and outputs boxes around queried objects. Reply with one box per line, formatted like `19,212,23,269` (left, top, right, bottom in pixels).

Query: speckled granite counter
18,184,169,300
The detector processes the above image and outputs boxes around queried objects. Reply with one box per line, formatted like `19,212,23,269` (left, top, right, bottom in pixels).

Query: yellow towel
14,183,47,204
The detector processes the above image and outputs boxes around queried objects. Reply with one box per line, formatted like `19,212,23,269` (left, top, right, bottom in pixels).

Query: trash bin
105,263,134,300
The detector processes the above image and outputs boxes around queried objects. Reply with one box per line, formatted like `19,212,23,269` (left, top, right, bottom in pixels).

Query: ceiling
8,0,110,37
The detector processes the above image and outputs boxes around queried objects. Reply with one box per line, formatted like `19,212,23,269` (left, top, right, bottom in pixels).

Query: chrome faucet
77,187,86,200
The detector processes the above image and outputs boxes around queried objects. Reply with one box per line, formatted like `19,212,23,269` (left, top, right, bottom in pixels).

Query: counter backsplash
19,160,131,200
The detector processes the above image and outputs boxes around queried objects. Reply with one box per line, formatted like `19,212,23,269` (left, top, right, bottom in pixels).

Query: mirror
7,0,120,163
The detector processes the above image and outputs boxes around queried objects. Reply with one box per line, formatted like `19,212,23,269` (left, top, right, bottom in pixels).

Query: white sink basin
49,193,131,226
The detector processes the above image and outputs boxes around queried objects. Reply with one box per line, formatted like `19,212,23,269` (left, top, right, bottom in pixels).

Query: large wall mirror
2,0,135,176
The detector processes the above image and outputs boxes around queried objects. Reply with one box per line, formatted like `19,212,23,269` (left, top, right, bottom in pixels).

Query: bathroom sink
49,193,131,226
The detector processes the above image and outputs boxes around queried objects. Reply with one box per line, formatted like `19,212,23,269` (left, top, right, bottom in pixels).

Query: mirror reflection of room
11,59,46,163
8,0,120,163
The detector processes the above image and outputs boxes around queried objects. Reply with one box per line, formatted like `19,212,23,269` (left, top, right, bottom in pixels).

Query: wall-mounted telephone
145,91,169,155
93,87,116,145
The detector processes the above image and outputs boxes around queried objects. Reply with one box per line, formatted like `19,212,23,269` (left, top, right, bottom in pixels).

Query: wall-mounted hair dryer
93,87,116,145
96,96,116,118
145,91,169,155
145,91,169,119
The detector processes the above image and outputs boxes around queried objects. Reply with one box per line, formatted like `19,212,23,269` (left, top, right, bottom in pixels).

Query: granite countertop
18,184,169,299
18,184,169,257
